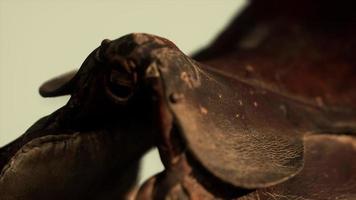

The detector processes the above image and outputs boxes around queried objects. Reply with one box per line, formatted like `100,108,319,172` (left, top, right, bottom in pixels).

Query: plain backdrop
0,0,247,183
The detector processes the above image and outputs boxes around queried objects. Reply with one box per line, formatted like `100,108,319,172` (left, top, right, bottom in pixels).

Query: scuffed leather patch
239,134,356,200
153,49,304,189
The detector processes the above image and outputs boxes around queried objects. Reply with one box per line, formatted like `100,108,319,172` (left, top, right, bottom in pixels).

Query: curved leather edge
0,132,138,200
149,48,304,189
239,134,356,200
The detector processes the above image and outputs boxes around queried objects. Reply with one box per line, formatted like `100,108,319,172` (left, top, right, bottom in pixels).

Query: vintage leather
1,0,356,199
0,38,159,199
137,0,356,199
137,134,356,200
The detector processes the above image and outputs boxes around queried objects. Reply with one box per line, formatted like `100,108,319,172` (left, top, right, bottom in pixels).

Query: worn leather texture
1,133,139,200
1,1,356,199
240,134,356,200
137,134,356,200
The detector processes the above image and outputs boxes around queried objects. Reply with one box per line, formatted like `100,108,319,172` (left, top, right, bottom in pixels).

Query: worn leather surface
1,133,139,200
195,0,356,114
137,134,356,200
1,2,356,197
240,134,356,200
0,114,151,200
154,49,305,188
0,34,158,199
134,3,356,194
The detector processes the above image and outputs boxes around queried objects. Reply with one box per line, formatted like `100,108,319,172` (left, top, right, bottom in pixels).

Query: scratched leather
78,34,308,189
137,134,356,200
2,2,356,196
155,49,305,188
239,134,356,200
1,32,355,200
1,33,301,200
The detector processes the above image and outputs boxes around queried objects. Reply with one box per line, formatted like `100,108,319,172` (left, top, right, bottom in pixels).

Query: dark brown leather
1,133,139,200
195,0,356,113
0,35,159,200
136,1,356,198
137,134,356,200
1,1,356,199
241,134,356,200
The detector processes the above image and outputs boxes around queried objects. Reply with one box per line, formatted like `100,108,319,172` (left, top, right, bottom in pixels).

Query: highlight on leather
39,70,78,97
2,3,356,197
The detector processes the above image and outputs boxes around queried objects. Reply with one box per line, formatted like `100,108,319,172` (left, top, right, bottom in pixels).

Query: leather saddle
1,1,356,199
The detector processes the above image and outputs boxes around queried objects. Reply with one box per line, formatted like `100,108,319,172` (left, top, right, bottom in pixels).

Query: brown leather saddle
1,1,356,199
